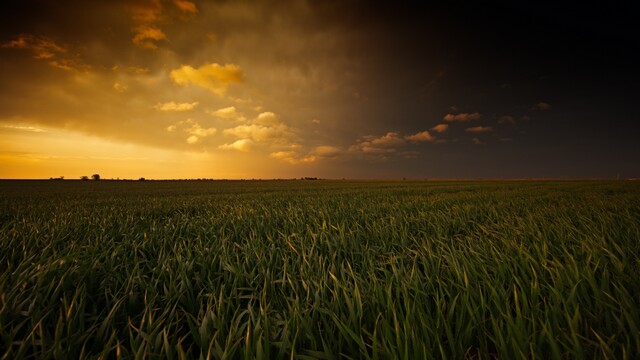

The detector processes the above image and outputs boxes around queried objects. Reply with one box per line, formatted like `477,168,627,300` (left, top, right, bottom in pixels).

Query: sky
1,0,638,179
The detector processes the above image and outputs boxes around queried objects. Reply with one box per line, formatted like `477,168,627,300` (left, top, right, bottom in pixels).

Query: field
1,180,639,359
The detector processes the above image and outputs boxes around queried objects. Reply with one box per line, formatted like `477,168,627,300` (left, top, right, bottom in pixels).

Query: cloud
173,0,197,14
113,83,128,92
170,63,244,95
2,34,65,59
218,139,253,152
154,101,199,111
369,132,405,147
166,119,216,144
472,137,482,145
349,132,405,155
465,126,493,133
314,145,342,157
405,130,435,142
132,26,167,49
128,0,163,23
2,34,88,71
498,115,516,125
431,124,449,133
1,124,46,133
443,112,482,122
224,124,287,142
223,112,292,144
270,151,316,164
254,112,280,126
209,106,245,121
534,102,552,110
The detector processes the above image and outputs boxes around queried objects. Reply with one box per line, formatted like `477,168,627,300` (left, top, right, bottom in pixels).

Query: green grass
1,180,639,359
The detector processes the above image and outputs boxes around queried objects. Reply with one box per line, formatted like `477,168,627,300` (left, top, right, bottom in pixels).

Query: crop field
1,180,639,359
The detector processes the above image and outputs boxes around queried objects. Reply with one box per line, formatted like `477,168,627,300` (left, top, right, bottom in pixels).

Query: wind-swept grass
1,180,639,358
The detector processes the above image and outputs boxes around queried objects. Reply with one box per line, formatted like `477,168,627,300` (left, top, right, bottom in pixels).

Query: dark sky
1,0,638,179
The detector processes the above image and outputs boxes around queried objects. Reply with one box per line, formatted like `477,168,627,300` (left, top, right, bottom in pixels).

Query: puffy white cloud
443,112,482,122
218,139,253,152
405,130,435,142
223,111,292,144
154,101,199,111
431,124,449,133
170,63,244,95
465,126,492,133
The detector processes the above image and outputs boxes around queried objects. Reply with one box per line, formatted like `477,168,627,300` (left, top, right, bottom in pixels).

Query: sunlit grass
1,180,639,358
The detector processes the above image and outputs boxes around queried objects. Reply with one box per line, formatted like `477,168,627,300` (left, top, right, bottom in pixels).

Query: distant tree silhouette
138,177,146,181
92,174,100,181
80,176,89,180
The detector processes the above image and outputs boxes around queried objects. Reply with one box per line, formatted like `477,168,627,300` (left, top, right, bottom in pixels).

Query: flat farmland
1,180,639,359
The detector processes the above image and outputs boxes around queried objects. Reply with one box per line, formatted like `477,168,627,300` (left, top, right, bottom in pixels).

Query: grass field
1,180,639,359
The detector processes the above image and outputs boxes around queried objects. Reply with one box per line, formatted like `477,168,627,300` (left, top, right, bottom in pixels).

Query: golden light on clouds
170,63,244,95
0,0,550,180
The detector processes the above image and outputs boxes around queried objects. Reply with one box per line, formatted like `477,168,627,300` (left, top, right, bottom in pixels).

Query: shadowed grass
1,180,639,358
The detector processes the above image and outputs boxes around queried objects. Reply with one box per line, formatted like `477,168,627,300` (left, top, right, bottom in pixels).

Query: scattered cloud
431,124,449,133
270,151,316,164
534,102,552,110
173,0,197,14
311,119,321,124
209,106,246,121
170,63,244,95
349,132,404,155
405,130,435,142
154,101,199,111
472,137,482,145
2,34,65,59
224,124,288,142
113,82,128,92
498,115,516,125
314,145,342,157
165,119,216,144
132,26,167,49
1,34,88,71
128,0,162,23
219,139,253,152
1,125,46,133
254,112,280,126
443,112,482,122
466,126,493,133
369,132,405,147
223,112,292,145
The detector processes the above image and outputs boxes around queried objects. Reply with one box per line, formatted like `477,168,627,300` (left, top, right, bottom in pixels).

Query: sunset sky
1,0,638,179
